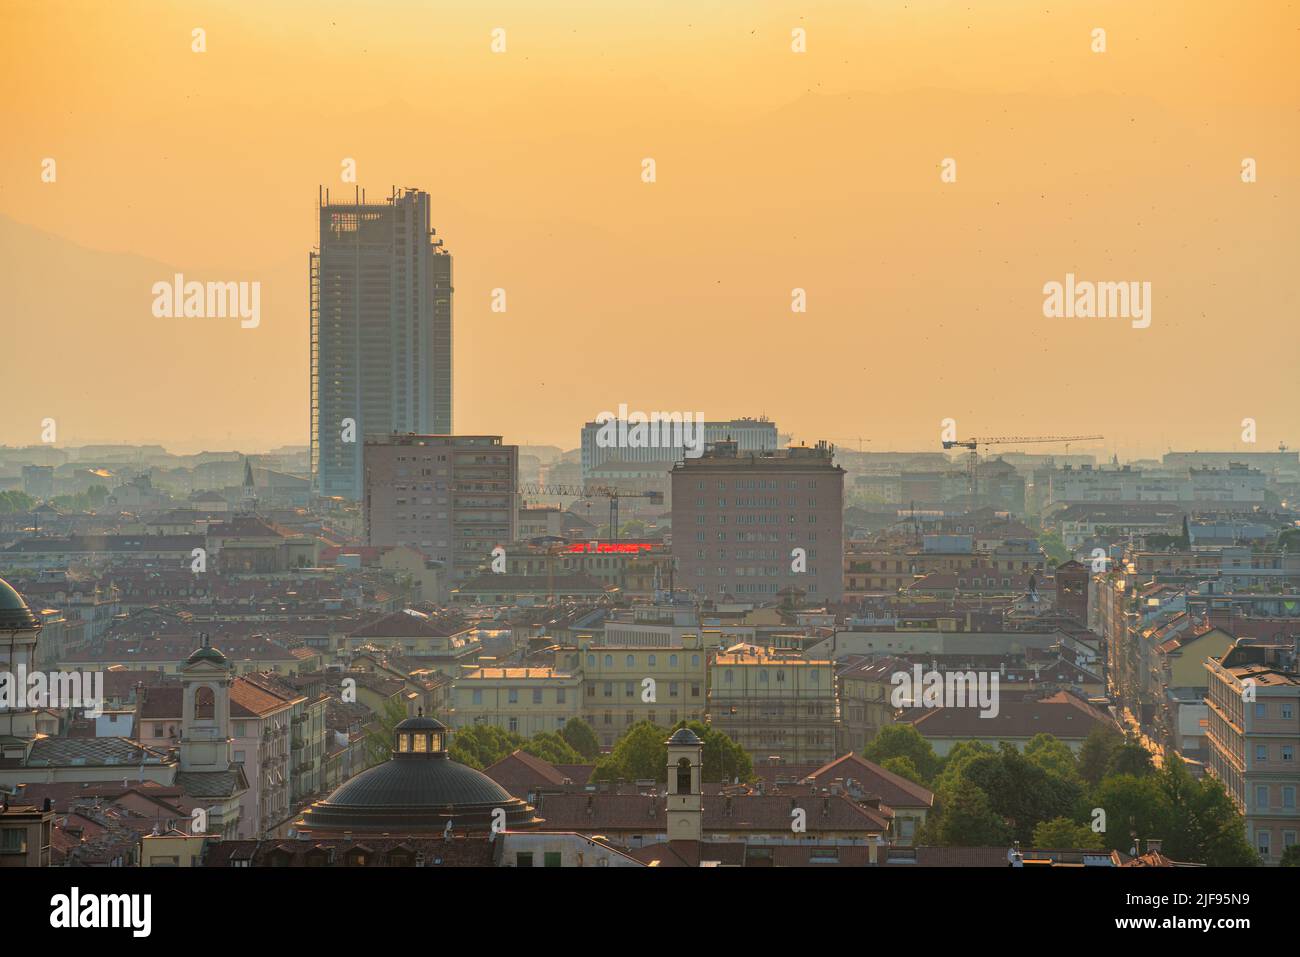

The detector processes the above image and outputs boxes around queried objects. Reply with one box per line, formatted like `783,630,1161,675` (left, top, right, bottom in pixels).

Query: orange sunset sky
2,1,1297,460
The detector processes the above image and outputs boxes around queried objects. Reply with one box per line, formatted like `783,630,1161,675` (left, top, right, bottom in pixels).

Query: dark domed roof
295,721,540,835
298,753,539,834
667,727,703,746
186,636,227,665
0,578,41,632
395,714,448,733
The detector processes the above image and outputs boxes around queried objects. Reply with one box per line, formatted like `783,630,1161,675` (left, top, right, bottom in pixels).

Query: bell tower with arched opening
665,727,702,842
180,634,233,773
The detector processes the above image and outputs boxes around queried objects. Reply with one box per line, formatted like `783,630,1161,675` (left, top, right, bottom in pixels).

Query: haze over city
3,1,1297,456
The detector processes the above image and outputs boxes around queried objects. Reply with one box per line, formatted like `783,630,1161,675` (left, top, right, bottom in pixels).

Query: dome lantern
393,709,449,757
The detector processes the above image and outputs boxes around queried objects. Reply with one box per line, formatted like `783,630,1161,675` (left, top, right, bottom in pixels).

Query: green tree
934,778,1009,846
1089,774,1173,854
1024,733,1080,784
1078,725,1124,787
448,723,524,770
961,744,1081,844
1038,529,1069,564
1156,755,1257,866
1280,845,1300,867
592,720,752,784
1032,816,1104,850
931,740,998,794
881,755,924,785
592,721,665,781
1106,738,1155,779
0,491,35,514
864,725,941,783
559,717,600,761
521,731,581,765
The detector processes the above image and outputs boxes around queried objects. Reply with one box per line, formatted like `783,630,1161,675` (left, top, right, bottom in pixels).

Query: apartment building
364,434,517,589
560,640,709,747
709,649,838,765
1204,641,1300,864
671,440,844,602
451,666,581,736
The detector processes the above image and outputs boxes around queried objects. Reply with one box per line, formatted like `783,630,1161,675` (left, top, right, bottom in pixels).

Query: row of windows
696,514,819,524
696,549,815,560
694,566,820,577
695,497,820,508
587,681,701,698
694,531,818,541
468,688,570,705
586,653,701,668
696,480,819,490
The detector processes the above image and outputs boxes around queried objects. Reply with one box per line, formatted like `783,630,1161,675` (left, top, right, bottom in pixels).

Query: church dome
296,711,540,835
0,577,41,632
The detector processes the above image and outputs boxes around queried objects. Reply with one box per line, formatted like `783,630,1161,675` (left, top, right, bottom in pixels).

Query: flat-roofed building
364,433,517,590
452,666,580,736
709,648,838,765
1204,641,1300,865
671,440,844,603
557,639,709,747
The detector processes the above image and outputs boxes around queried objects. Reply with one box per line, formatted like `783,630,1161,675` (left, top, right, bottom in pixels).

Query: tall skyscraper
310,187,453,499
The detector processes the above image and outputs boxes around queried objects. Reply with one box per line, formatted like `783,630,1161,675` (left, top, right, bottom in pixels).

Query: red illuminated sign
563,541,657,554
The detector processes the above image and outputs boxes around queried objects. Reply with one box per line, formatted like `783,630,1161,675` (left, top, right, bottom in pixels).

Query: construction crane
941,434,1104,501
518,483,664,541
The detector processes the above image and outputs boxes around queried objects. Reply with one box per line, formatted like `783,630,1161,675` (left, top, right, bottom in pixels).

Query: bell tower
179,635,233,773
665,727,703,842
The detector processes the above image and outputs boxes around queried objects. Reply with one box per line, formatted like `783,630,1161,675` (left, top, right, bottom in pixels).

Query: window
472,689,483,705
1257,831,1271,857
557,688,566,705
1255,703,1267,719
516,852,534,867
544,852,562,868
1256,785,1270,809
1284,787,1296,809
626,655,635,668
533,689,543,705
508,689,519,704
1257,745,1268,763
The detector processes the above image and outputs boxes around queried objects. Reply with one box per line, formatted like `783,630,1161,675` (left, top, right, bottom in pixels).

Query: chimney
1146,838,1163,855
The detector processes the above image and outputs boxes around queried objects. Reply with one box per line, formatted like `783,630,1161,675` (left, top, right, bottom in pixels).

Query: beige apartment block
709,649,838,765
452,666,581,737
1204,642,1300,865
558,639,709,748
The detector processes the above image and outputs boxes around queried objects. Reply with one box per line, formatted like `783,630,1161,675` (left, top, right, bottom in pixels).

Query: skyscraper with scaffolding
310,187,453,499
